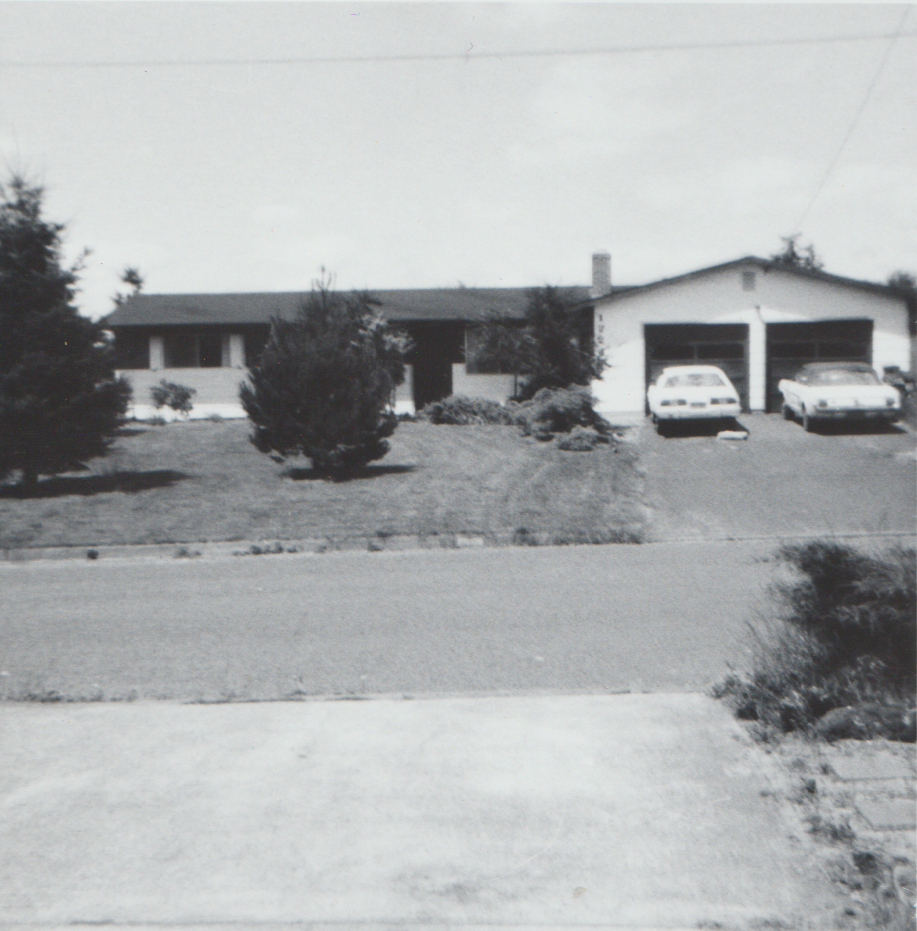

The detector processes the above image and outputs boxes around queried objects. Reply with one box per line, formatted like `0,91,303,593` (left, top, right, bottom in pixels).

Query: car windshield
664,373,725,388
806,369,880,387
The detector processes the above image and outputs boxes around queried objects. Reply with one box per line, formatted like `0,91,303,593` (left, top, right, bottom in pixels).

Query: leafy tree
471,286,604,400
112,265,144,306
770,235,824,271
887,270,916,293
0,175,131,490
240,273,410,478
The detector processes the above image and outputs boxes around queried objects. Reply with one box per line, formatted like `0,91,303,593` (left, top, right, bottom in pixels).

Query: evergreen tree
471,286,604,399
240,273,410,478
770,235,824,270
0,176,131,490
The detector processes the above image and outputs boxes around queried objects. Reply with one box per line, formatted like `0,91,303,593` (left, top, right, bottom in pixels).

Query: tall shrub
471,286,604,400
0,175,131,489
240,275,410,478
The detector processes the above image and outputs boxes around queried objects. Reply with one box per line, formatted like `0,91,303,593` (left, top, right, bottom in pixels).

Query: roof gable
593,256,900,304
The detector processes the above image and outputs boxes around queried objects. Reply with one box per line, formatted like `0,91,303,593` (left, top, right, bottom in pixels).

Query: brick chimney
591,252,611,298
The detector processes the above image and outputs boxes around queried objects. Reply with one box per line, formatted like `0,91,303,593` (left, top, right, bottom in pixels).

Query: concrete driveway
0,694,848,929
636,413,916,541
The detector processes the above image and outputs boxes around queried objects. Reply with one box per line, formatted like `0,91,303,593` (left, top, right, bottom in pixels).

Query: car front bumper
654,404,741,421
809,408,899,422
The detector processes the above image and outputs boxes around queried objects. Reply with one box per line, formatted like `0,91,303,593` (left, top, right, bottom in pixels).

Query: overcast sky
1,2,915,318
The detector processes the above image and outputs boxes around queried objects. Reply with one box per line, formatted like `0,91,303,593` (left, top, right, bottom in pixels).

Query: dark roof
104,285,596,328
592,256,901,304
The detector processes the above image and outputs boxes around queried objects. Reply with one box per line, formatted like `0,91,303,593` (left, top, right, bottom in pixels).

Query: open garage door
765,319,872,412
644,323,749,412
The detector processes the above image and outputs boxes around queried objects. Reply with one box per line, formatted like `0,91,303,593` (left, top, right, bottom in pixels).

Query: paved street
1,540,790,701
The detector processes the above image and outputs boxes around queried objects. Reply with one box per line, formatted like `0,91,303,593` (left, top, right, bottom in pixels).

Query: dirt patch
759,734,915,930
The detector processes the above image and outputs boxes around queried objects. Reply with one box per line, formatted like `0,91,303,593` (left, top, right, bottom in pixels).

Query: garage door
644,324,749,411
765,319,872,413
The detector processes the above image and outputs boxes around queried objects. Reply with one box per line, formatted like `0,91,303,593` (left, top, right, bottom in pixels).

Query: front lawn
0,420,647,549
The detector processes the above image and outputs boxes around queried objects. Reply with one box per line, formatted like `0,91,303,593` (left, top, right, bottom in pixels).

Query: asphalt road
1,541,788,701
1,413,912,703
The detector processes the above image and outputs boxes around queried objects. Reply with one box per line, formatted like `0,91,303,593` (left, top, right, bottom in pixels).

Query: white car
647,365,742,434
778,362,901,432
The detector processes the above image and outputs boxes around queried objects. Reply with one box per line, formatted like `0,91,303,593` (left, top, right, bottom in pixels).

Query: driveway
0,694,848,929
636,413,916,541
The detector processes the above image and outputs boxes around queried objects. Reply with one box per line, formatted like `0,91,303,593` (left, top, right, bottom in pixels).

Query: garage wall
592,262,910,414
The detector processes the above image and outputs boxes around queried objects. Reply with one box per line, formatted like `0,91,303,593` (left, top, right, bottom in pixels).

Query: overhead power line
3,30,916,69
794,8,912,231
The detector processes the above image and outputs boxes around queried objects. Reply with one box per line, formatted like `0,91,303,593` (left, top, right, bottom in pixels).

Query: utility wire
3,30,916,69
794,8,912,231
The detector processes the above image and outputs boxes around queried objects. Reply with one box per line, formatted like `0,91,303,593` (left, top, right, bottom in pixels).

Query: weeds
233,542,302,556
714,540,916,737
805,812,856,844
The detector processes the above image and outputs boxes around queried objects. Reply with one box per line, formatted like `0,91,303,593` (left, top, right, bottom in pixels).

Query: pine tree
0,176,131,490
471,286,604,399
240,273,410,478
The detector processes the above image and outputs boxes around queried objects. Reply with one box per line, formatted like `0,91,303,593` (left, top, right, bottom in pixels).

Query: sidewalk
0,693,850,930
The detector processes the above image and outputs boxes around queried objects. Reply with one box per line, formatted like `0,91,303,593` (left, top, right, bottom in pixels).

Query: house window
199,333,222,367
742,271,756,292
163,334,197,368
464,325,518,375
163,332,224,368
114,332,149,369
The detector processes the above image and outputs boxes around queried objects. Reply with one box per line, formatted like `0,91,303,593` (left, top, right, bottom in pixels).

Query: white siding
592,263,910,414
451,365,517,403
120,368,250,420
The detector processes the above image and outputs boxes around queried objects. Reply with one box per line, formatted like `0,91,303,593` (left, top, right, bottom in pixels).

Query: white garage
590,257,911,415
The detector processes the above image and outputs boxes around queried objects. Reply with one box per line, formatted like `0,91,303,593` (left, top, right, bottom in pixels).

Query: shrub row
420,387,613,449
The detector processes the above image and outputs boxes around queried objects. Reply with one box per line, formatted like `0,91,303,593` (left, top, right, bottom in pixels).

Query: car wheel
782,403,794,421
656,419,669,437
802,407,814,432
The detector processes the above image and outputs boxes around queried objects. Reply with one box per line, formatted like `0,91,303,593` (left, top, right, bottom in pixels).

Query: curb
0,529,644,564
2,529,913,565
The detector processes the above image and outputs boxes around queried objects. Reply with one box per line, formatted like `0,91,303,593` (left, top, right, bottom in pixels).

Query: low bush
555,425,611,451
151,380,196,415
715,540,916,737
516,386,611,439
420,387,614,445
420,395,517,425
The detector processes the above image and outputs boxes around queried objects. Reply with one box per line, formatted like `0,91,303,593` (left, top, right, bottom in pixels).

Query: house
104,282,598,420
104,253,912,419
589,257,912,414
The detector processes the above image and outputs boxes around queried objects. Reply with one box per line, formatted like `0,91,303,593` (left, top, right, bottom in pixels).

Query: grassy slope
0,421,647,548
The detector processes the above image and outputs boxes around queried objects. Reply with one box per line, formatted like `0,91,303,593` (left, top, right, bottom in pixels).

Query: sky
1,2,915,319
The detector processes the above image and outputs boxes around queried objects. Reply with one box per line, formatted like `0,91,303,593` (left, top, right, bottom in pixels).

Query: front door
406,323,464,411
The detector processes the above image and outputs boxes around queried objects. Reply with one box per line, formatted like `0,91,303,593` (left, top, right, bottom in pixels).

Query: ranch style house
104,253,913,420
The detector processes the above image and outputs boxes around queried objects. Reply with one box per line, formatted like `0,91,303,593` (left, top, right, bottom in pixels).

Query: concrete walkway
0,693,844,930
